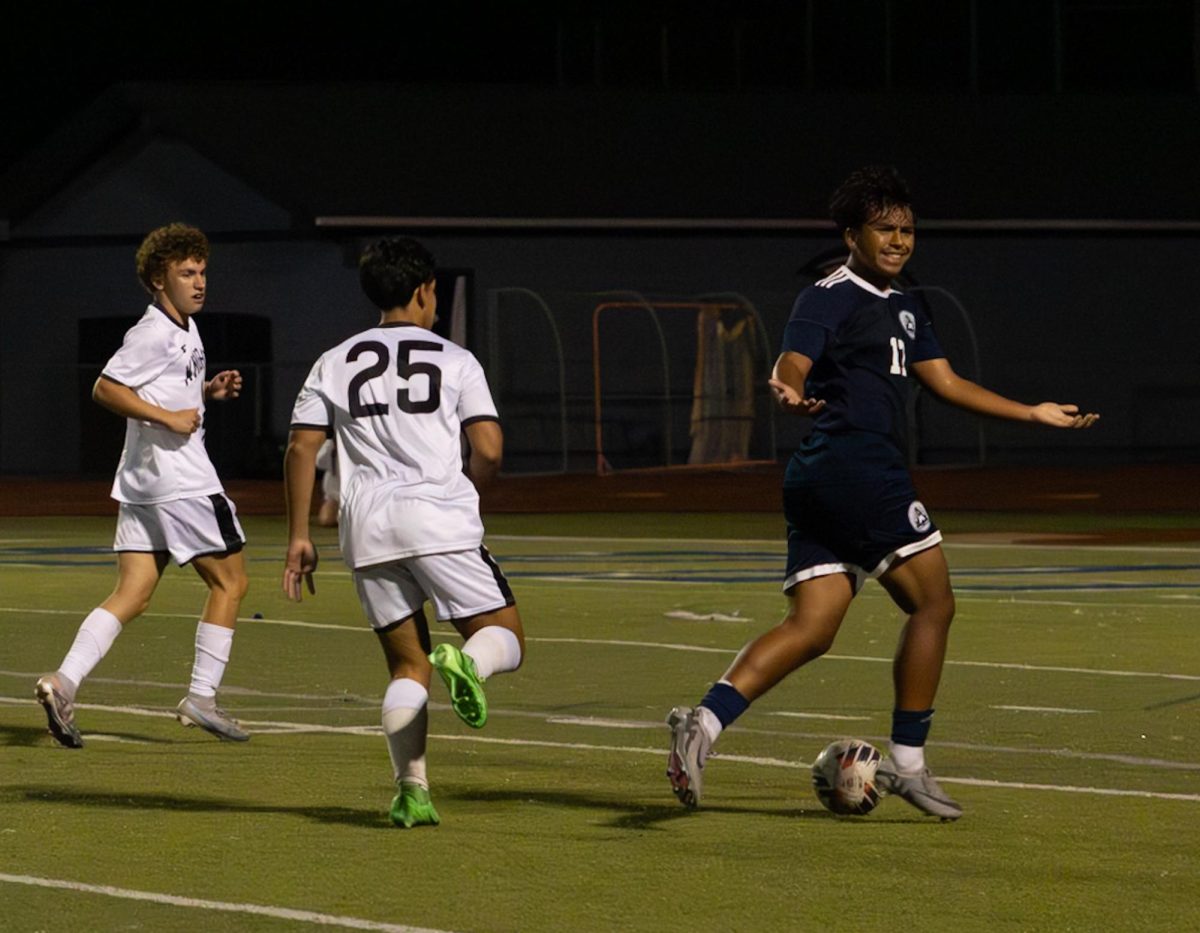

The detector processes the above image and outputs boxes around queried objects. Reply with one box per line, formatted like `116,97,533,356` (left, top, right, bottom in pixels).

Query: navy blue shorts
782,431,941,593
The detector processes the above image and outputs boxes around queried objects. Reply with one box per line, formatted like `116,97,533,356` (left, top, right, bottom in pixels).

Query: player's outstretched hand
206,370,243,401
769,378,827,416
1030,402,1100,429
163,407,202,435
283,539,319,601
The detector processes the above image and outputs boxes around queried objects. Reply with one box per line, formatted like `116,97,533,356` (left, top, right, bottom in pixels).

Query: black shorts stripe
478,544,515,605
208,493,244,553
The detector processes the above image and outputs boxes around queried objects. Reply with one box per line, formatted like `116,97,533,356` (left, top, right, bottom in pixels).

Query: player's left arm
912,358,1099,428
205,370,243,401
282,427,325,600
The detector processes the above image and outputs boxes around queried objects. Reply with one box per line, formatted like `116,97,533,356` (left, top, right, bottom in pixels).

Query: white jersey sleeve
457,353,500,425
290,356,334,432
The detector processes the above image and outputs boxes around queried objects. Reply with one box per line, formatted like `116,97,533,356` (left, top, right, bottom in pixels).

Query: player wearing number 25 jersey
283,236,525,829
289,322,498,569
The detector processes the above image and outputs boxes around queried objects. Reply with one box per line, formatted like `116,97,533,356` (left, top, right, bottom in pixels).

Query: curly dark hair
828,165,913,231
358,237,436,311
134,223,209,294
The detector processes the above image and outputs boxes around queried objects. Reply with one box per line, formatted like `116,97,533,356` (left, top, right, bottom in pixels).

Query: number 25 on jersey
348,340,443,417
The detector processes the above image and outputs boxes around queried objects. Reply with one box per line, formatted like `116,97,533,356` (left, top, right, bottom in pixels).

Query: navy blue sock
699,681,750,729
891,707,934,747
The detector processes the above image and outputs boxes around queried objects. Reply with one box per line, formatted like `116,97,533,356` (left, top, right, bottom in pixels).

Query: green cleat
429,643,488,728
390,783,441,828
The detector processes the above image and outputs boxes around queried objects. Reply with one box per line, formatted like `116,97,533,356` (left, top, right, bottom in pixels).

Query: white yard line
5,696,1198,801
0,872,453,933
992,705,1098,714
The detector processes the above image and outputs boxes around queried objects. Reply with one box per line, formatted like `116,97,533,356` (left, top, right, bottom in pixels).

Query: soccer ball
811,739,883,815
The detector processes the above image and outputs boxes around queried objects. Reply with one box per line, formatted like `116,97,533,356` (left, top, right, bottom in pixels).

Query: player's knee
781,612,837,658
215,568,250,603
935,589,956,626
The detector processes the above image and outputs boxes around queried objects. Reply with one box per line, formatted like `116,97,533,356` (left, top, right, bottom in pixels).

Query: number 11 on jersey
889,337,907,376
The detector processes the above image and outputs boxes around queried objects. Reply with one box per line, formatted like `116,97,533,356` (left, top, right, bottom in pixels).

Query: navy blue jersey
781,265,944,453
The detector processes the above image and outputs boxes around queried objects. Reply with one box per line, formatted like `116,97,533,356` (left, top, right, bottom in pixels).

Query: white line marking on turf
7,696,1199,797
9,691,1198,772
546,716,661,729
938,778,1200,802
992,705,1098,714
526,638,1200,682
0,873,453,933
769,711,873,721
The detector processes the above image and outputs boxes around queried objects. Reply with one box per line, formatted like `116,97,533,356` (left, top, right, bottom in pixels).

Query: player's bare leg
176,551,250,741
875,545,962,820
379,609,439,827
101,550,169,622
668,573,854,806
723,573,855,701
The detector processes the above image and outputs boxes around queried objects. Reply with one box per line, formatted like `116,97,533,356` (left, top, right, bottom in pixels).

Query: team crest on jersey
898,310,917,339
908,500,931,532
184,346,206,384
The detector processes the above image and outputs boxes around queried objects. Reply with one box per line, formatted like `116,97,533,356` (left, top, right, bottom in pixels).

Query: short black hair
358,236,436,311
828,165,913,231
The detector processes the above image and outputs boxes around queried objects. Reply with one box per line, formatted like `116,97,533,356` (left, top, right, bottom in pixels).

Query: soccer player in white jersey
36,223,251,748
283,236,525,828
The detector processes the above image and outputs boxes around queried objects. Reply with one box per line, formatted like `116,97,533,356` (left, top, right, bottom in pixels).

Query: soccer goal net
485,289,776,474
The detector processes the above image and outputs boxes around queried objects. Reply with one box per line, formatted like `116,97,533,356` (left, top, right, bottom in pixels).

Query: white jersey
102,304,223,504
290,321,500,569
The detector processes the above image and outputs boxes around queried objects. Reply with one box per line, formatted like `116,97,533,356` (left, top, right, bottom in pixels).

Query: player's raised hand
163,407,202,435
1030,402,1099,429
769,378,827,416
283,539,319,601
206,370,243,400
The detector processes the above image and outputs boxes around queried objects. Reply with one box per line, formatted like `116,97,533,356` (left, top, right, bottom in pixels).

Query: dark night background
3,1,1199,477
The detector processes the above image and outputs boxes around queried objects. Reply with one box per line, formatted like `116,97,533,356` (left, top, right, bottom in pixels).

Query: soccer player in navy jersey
666,166,1098,819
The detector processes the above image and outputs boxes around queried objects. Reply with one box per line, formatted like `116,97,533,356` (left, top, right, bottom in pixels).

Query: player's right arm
92,375,200,435
282,427,325,600
463,419,503,490
768,351,827,416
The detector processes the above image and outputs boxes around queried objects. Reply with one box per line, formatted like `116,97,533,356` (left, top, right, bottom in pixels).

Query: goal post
592,295,776,474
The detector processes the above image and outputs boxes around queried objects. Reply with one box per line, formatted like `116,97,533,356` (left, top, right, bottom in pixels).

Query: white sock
58,608,123,690
462,625,522,680
189,621,234,698
696,706,723,744
382,678,429,787
889,741,926,774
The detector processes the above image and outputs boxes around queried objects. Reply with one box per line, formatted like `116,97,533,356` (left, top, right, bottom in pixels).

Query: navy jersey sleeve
780,287,841,361
909,302,945,363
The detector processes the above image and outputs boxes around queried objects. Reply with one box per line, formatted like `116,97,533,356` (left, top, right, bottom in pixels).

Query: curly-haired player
36,223,251,748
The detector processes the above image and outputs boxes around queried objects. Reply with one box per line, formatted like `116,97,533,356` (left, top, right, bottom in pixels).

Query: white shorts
114,493,246,565
353,546,515,631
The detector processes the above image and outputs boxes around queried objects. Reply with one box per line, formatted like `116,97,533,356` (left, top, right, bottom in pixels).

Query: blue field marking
1,543,1197,595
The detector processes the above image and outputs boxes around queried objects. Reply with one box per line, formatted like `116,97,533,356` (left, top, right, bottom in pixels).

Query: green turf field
2,512,1198,932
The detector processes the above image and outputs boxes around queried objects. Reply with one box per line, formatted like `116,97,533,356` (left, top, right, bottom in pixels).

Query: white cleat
176,695,249,742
